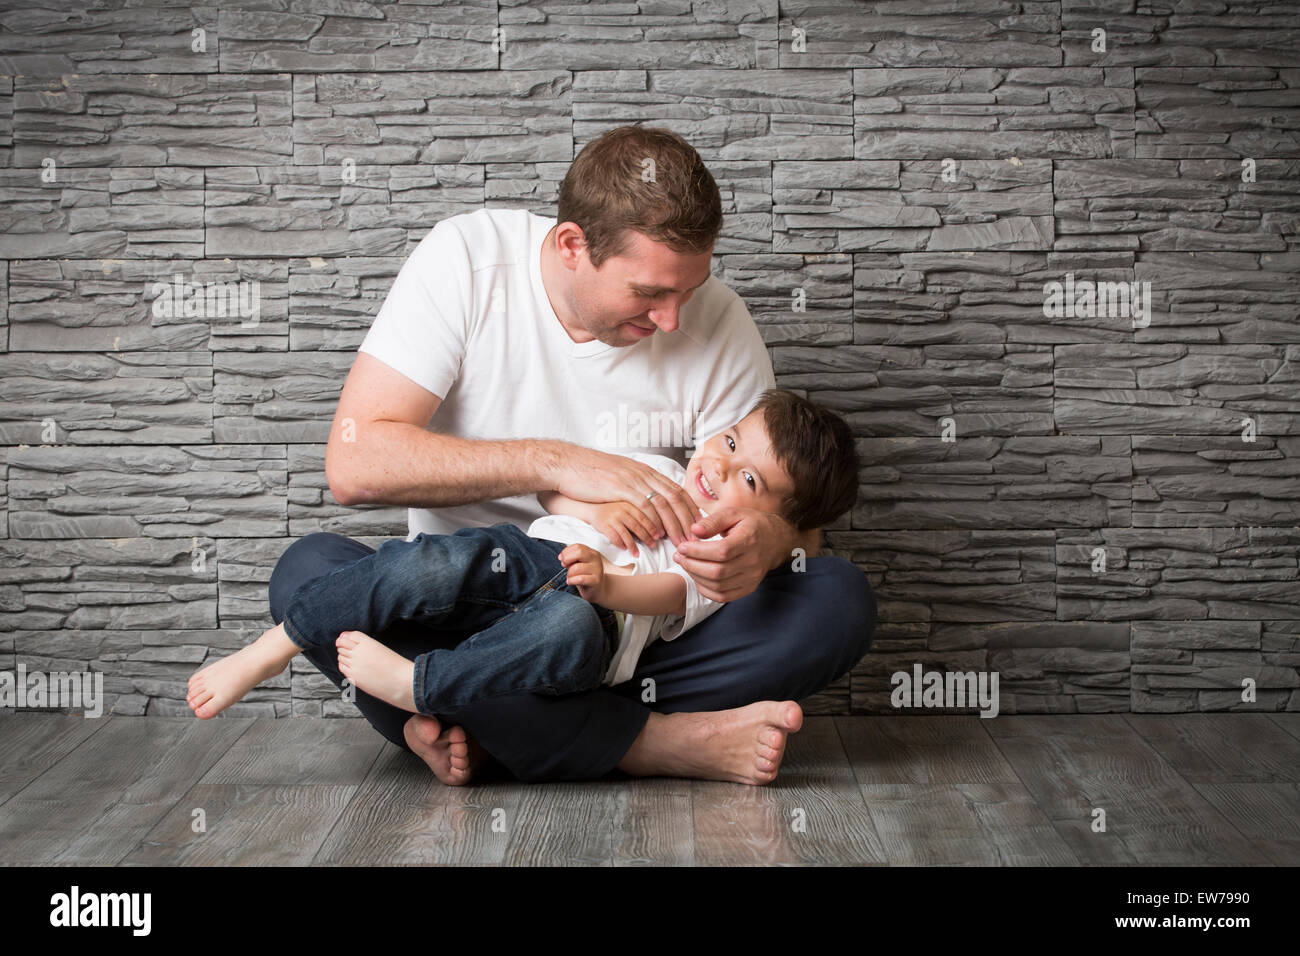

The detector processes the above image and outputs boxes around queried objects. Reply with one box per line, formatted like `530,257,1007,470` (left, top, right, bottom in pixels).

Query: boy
186,388,859,723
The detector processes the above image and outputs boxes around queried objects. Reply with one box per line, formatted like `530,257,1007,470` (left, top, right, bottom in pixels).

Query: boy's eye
745,473,756,490
726,436,735,451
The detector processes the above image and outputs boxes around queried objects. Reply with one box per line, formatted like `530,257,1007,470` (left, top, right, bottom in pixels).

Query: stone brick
1135,67,1300,158
6,259,289,353
575,69,853,161
0,168,204,259
217,2,496,73
780,0,1061,68
13,74,292,168
0,3,220,74
854,68,1133,159
292,72,572,166
500,0,778,70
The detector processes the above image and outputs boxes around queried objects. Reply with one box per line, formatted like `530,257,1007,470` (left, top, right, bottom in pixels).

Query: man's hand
672,508,800,603
542,445,701,547
559,543,608,604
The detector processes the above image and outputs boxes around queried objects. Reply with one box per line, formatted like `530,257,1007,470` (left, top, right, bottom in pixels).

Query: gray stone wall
1,1,1297,718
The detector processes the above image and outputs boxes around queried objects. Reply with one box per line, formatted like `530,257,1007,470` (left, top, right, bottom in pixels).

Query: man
268,125,877,785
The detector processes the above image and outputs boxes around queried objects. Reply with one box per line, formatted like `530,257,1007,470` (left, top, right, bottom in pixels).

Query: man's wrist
524,439,563,492
767,516,818,570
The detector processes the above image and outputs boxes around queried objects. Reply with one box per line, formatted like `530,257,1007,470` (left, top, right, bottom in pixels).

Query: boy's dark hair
750,388,859,531
556,125,722,269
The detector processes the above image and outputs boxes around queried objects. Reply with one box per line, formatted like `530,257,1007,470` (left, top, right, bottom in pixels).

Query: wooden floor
1,712,1297,866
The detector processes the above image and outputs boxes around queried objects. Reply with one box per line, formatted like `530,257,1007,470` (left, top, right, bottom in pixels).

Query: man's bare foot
336,630,417,712
617,700,803,785
187,622,299,719
403,714,487,786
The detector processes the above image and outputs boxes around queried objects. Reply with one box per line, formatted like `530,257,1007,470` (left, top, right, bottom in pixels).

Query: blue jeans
280,525,618,714
271,531,878,782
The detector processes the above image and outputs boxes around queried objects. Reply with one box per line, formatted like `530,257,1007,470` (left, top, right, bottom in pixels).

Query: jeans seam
413,652,428,715
281,614,312,651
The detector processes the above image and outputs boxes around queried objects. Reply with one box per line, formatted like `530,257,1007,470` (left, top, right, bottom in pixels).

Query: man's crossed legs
265,531,877,785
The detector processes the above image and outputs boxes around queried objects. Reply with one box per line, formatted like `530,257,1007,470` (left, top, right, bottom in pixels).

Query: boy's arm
560,543,687,616
597,566,687,618
538,490,599,522
538,490,665,556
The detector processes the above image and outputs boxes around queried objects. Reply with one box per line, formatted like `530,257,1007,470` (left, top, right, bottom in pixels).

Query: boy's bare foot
336,630,417,713
617,700,803,785
187,622,299,719
403,714,487,786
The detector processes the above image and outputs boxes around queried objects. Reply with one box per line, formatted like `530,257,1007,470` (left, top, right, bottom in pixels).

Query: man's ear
554,222,590,269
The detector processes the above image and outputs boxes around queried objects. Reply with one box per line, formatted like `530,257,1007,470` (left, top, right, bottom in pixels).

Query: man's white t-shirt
527,453,723,686
356,207,776,539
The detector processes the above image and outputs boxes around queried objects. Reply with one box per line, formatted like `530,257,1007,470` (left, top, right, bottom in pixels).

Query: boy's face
684,409,796,518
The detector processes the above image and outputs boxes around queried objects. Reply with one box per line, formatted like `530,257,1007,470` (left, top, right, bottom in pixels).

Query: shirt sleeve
620,452,686,483
357,218,474,400
690,294,776,447
657,564,722,641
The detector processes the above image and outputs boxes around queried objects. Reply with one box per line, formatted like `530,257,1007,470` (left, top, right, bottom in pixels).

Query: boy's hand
589,500,662,556
559,543,606,603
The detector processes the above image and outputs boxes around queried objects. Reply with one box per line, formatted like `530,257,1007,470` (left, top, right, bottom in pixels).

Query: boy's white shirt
527,452,723,686
356,207,775,540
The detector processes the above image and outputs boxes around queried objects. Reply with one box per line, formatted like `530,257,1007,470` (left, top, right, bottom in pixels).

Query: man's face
684,409,796,517
564,228,714,347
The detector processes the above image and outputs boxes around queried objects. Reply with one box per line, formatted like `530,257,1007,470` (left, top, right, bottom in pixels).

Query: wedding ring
646,491,658,502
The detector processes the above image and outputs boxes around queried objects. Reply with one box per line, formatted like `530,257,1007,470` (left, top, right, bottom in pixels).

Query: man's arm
326,353,707,540
325,352,561,507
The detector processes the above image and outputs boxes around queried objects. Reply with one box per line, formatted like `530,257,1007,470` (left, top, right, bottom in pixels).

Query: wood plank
0,715,252,864
1125,714,1300,783
690,778,799,865
858,783,1080,865
837,715,1023,784
499,780,628,866
0,713,109,807
313,744,520,865
986,715,1270,865
123,784,357,865
693,716,884,865
1194,783,1300,866
611,775,694,866
1269,713,1300,743
199,716,385,785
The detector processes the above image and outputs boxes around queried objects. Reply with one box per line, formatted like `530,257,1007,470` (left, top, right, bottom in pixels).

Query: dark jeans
280,525,618,715
270,531,878,782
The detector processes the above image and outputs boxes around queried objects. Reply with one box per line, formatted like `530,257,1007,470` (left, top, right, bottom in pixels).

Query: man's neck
538,224,594,344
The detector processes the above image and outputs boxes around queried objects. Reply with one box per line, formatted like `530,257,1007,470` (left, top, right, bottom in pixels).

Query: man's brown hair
556,125,722,268
750,388,860,532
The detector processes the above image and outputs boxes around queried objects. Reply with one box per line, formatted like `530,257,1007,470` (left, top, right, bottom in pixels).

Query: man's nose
648,301,680,332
